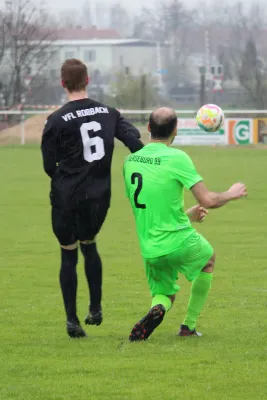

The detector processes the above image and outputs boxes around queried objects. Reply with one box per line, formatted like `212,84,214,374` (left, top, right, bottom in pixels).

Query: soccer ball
196,104,224,132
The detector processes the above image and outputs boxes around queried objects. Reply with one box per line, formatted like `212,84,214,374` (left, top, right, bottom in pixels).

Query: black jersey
41,98,143,210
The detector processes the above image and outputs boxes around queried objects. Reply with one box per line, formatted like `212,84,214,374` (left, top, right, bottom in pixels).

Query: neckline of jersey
67,98,90,104
146,142,168,147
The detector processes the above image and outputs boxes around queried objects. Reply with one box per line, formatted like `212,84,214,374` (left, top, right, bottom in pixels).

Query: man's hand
228,182,247,200
186,204,208,223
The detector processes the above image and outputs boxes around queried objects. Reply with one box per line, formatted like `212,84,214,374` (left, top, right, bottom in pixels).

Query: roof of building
55,27,121,40
51,39,158,47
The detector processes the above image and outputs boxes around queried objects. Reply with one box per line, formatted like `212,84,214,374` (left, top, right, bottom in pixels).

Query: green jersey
123,143,203,258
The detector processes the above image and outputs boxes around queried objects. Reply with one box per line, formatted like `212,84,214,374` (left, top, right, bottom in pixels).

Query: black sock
80,243,102,311
59,248,78,322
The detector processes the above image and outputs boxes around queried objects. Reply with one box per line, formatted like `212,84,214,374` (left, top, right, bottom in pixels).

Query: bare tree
0,0,56,107
80,2,94,28
227,3,267,107
58,3,93,29
57,9,81,28
160,1,195,87
132,1,195,88
132,7,158,40
109,3,132,37
206,1,267,107
238,37,267,108
0,12,6,66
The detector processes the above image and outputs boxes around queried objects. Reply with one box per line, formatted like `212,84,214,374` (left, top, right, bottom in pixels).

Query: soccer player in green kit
123,107,247,341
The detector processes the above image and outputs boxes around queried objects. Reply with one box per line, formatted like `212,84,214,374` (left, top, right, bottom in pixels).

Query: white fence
1,109,267,145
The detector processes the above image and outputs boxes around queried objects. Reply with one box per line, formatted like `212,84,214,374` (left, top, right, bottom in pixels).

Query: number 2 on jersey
80,121,105,163
131,173,146,209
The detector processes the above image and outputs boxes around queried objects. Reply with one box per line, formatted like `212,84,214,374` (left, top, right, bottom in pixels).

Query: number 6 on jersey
80,121,105,163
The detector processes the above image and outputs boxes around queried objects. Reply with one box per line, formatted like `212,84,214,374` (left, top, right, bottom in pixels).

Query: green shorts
144,231,214,297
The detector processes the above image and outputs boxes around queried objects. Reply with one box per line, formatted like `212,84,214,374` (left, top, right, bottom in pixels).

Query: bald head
149,107,177,140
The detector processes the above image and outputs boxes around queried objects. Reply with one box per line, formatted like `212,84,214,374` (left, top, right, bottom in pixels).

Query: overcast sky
0,0,230,13
35,0,259,12
0,0,262,15
41,0,177,12
43,0,155,11
0,0,157,12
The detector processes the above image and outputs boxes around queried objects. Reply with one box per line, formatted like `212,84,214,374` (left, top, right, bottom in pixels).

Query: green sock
183,272,213,331
151,294,172,312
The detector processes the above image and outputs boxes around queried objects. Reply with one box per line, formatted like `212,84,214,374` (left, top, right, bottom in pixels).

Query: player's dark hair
149,110,177,139
61,59,88,92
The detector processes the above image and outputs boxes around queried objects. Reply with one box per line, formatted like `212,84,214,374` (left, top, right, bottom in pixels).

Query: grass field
0,145,267,400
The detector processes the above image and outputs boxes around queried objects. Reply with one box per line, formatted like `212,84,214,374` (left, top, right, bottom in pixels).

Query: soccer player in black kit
41,59,143,338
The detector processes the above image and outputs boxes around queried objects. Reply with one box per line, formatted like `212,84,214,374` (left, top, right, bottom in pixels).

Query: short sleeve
175,152,203,190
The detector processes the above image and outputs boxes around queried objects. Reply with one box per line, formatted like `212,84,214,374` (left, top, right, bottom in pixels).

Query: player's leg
179,254,215,336
76,198,110,327
129,256,179,342
52,207,87,338
177,233,215,337
80,238,103,326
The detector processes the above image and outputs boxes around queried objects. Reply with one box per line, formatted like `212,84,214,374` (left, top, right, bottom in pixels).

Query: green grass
0,145,267,400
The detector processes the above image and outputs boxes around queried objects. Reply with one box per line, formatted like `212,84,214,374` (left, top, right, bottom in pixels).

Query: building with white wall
44,38,165,80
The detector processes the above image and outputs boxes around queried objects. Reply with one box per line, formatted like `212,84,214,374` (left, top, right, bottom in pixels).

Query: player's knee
169,294,176,304
80,238,96,245
60,246,78,269
202,253,216,273
61,242,78,251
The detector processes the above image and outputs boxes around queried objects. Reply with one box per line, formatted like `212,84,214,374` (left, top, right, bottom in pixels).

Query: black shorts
52,198,110,246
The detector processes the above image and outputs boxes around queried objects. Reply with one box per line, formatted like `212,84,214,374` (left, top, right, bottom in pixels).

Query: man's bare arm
191,181,247,209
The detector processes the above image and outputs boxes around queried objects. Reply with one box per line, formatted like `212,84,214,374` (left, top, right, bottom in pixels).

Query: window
210,65,224,76
84,50,96,62
65,51,75,60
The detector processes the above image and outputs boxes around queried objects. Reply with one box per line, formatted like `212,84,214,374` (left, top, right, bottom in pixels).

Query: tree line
1,0,267,108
